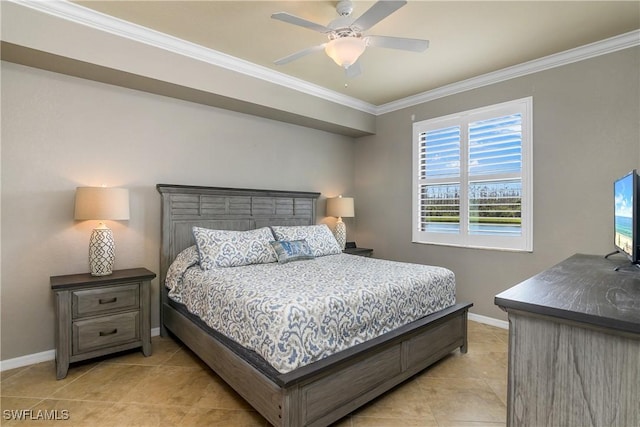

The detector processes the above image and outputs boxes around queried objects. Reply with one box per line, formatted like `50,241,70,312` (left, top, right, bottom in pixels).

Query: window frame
412,97,533,252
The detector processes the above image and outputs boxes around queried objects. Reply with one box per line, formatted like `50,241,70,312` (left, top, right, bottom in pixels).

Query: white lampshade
75,187,130,220
74,187,129,276
325,37,366,68
326,196,355,218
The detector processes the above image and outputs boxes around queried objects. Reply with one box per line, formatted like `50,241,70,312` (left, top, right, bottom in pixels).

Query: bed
157,184,472,427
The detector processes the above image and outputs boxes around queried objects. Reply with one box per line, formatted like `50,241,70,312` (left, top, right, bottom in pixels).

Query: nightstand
343,247,373,257
50,268,156,379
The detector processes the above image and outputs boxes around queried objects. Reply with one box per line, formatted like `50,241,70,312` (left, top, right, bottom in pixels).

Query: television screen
614,170,638,263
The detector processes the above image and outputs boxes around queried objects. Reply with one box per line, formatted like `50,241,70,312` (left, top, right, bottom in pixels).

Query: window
412,97,533,251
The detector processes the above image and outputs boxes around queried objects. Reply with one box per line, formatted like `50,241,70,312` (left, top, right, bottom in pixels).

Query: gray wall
353,47,640,321
1,61,356,360
2,46,639,362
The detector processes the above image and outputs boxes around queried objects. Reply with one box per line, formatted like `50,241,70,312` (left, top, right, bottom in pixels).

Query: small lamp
326,195,355,250
74,187,130,276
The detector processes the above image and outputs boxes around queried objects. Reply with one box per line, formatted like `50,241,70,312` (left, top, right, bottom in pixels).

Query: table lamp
326,195,354,250
74,187,130,276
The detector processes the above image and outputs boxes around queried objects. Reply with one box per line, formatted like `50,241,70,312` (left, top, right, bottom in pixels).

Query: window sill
411,240,533,253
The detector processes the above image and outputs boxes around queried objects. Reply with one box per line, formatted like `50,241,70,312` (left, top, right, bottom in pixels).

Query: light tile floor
0,321,508,426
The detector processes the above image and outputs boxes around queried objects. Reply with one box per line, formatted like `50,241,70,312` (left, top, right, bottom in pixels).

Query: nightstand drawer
72,284,140,318
73,311,140,354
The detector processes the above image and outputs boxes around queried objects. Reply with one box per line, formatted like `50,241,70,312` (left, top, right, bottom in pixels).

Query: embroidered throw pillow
271,225,342,257
270,240,315,264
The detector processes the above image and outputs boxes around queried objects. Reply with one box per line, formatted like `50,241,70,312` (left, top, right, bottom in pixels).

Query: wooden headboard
156,184,321,316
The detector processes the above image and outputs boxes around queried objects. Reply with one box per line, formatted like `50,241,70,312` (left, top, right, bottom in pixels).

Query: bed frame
157,184,472,427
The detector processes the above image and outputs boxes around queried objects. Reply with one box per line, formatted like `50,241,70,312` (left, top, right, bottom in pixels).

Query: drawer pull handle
98,297,117,305
99,329,118,337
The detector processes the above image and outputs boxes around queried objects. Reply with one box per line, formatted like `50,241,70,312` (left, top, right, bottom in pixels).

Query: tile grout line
1,395,201,409
2,344,201,403
51,361,160,404
46,359,113,399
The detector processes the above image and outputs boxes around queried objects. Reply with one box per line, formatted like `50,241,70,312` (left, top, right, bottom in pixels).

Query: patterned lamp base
334,218,347,250
89,224,115,276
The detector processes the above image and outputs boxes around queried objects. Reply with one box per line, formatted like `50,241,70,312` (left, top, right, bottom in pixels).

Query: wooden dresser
495,254,640,426
51,268,156,379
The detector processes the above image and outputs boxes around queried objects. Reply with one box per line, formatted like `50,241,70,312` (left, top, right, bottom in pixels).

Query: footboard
164,300,471,427
281,303,471,426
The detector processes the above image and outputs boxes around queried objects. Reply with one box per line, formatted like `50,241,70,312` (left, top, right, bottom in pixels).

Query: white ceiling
73,1,639,106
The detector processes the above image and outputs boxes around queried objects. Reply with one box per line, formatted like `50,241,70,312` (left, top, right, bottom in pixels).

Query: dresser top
51,268,156,290
495,254,640,334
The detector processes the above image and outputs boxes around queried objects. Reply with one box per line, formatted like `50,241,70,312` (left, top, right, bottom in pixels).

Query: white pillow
271,225,342,257
192,227,277,270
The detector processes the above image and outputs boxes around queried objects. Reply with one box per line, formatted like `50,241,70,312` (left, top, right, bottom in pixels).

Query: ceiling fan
271,0,429,78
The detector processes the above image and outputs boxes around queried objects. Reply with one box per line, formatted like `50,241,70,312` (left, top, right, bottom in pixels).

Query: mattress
167,252,456,373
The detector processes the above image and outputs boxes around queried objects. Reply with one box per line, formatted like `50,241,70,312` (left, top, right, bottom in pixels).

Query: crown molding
9,1,639,118
10,0,378,115
377,29,640,115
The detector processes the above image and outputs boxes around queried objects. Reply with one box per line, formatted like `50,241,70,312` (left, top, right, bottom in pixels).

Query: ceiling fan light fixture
325,37,366,68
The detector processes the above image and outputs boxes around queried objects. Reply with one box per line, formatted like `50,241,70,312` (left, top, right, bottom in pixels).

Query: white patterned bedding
167,253,456,373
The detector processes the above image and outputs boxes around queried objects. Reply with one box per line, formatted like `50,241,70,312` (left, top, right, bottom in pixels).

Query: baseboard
468,312,509,329
0,327,162,372
0,349,56,372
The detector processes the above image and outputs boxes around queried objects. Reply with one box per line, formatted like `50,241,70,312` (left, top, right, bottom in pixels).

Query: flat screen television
613,169,639,265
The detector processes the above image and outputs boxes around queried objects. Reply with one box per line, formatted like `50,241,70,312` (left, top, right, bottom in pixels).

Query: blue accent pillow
271,225,342,257
270,240,315,264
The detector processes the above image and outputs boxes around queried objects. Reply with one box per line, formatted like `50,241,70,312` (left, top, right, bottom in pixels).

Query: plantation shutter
419,126,461,234
412,97,532,251
467,114,523,237
420,126,460,179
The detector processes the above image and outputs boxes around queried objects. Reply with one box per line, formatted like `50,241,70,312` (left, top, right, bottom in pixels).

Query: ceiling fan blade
271,12,331,33
351,0,407,32
366,35,429,52
346,61,362,78
274,44,326,65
